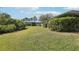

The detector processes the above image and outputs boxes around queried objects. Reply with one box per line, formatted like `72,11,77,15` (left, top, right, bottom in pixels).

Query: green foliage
48,17,79,32
15,20,26,30
0,24,16,33
0,13,26,34
22,16,38,26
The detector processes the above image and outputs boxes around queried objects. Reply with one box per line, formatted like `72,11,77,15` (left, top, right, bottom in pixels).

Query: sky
0,7,78,19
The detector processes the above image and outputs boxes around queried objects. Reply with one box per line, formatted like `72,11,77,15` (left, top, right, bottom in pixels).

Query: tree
0,13,11,25
22,17,30,21
32,16,37,22
22,16,38,26
29,16,37,22
39,13,54,27
0,13,11,18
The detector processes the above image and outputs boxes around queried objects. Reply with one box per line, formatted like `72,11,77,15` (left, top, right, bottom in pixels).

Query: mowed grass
0,26,79,50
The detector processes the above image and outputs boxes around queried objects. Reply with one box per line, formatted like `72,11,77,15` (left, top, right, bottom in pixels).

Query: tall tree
0,13,11,25
39,13,54,27
22,17,30,21
29,16,37,22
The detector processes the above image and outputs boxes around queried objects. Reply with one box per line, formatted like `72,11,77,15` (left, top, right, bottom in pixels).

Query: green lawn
0,26,79,51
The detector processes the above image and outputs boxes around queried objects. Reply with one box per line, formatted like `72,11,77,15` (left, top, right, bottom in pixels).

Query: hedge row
0,13,26,34
0,24,16,34
0,20,26,34
48,17,79,32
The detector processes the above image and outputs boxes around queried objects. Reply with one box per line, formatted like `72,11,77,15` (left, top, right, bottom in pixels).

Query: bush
0,24,16,33
48,17,79,32
15,20,26,30
0,13,26,34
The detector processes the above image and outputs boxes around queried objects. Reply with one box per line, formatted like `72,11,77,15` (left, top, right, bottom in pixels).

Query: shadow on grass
52,31,79,36
50,29,79,35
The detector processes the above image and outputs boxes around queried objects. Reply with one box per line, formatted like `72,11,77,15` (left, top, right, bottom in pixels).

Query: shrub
48,17,79,32
0,24,16,33
0,13,26,34
15,20,26,30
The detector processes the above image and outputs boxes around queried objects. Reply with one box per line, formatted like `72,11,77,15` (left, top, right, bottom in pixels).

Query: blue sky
0,7,74,19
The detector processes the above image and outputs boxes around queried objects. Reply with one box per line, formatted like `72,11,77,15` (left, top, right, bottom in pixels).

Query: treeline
22,16,40,26
22,13,54,26
0,13,26,34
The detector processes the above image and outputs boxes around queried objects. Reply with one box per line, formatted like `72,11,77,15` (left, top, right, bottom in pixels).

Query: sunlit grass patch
0,26,79,50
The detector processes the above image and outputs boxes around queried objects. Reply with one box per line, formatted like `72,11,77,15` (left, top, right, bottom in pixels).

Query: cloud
14,7,61,18
35,11,61,18
17,7,39,14
15,7,39,11
29,7,39,11
36,11,61,16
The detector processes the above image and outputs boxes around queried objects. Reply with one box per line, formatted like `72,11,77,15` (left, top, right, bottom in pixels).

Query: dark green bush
15,20,26,30
48,17,79,32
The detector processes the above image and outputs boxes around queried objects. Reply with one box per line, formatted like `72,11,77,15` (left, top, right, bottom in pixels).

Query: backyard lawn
0,26,79,50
